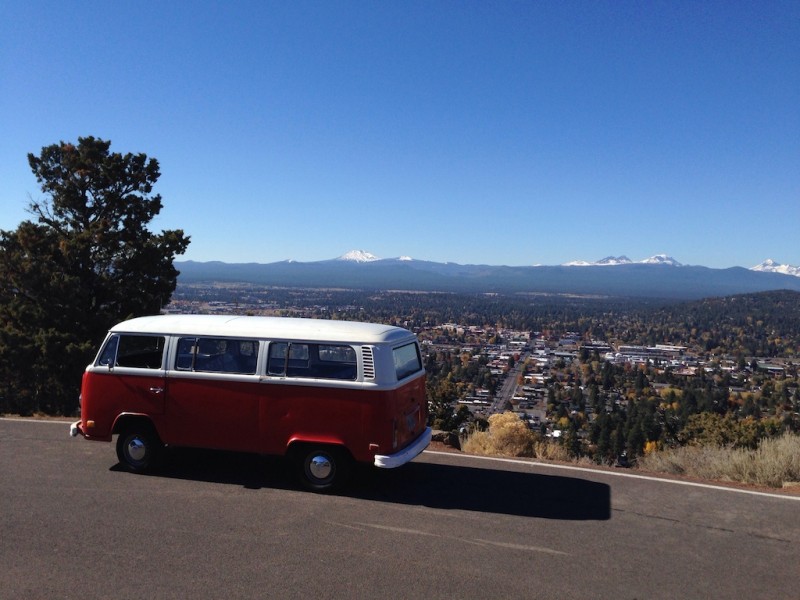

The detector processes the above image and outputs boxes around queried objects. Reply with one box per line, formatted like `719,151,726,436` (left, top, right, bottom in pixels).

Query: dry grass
460,411,800,488
461,412,570,462
639,433,800,488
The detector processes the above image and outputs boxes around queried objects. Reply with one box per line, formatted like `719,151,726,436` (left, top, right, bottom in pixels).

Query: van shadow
110,447,290,490
352,460,611,521
113,448,611,521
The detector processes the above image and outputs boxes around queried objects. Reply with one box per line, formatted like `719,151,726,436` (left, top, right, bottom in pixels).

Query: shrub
461,411,571,461
678,413,784,449
462,412,534,457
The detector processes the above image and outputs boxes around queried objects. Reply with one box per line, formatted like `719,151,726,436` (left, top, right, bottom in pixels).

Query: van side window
175,337,198,371
316,344,357,380
176,337,257,374
268,342,356,380
267,342,287,375
268,342,309,376
101,335,165,369
97,336,119,366
393,342,422,380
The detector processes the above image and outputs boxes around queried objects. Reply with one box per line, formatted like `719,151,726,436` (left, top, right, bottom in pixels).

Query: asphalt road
1,418,798,600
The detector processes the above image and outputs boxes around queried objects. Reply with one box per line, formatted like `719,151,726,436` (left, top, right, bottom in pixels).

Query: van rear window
393,343,422,380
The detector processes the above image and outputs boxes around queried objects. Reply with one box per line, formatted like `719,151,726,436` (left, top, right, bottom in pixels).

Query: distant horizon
173,252,800,299
175,250,799,272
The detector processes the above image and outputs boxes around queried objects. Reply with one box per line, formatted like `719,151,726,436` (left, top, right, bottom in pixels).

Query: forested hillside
635,290,800,357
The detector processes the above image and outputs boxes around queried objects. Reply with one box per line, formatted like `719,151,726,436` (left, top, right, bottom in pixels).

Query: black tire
116,425,162,473
293,445,351,492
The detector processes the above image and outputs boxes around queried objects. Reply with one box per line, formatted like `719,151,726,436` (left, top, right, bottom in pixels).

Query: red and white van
70,314,431,491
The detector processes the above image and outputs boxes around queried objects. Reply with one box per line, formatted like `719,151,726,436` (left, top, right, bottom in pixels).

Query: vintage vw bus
71,314,430,491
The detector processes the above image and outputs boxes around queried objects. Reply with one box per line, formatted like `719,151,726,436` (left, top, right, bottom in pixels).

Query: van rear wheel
293,446,350,492
116,425,162,473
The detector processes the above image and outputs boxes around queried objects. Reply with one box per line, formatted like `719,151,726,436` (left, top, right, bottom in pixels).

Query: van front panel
80,368,166,440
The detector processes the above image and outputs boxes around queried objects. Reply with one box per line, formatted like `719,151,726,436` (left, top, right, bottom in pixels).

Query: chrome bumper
69,420,82,438
374,427,431,469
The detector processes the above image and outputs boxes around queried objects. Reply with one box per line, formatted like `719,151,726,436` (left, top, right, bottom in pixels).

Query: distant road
490,351,528,413
2,418,798,599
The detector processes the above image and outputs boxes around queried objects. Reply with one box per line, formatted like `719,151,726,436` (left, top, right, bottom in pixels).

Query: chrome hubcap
308,454,333,480
127,437,147,462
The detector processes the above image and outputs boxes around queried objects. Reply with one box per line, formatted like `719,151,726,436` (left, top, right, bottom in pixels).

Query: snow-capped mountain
596,256,633,266
751,259,800,278
335,250,417,263
640,254,682,266
563,255,681,267
337,250,380,263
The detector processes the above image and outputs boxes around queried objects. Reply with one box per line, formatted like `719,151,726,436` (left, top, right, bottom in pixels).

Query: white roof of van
109,314,416,344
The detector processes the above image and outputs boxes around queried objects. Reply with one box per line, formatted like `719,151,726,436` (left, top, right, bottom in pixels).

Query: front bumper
374,427,431,469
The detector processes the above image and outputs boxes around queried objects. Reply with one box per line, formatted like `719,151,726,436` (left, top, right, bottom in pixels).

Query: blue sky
1,1,798,268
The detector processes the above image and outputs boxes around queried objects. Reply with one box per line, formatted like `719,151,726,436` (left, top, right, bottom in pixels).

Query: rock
431,429,461,450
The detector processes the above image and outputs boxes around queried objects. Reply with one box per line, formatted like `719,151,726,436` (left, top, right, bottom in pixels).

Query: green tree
563,419,582,458
0,137,190,415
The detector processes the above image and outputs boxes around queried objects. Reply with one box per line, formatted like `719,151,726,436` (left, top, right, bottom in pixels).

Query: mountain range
176,252,800,300
562,254,683,267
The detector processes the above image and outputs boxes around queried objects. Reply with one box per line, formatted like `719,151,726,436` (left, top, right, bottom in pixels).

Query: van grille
361,346,376,380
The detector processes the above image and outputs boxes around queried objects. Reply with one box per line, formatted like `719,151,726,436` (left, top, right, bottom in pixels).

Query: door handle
149,387,164,394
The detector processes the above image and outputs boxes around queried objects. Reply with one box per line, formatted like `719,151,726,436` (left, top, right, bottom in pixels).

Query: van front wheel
116,426,162,473
294,446,350,492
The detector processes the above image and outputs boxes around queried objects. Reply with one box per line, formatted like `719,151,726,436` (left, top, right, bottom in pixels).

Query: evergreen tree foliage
0,137,190,415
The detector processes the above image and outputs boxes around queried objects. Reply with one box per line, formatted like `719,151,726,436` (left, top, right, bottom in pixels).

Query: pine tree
0,137,190,415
